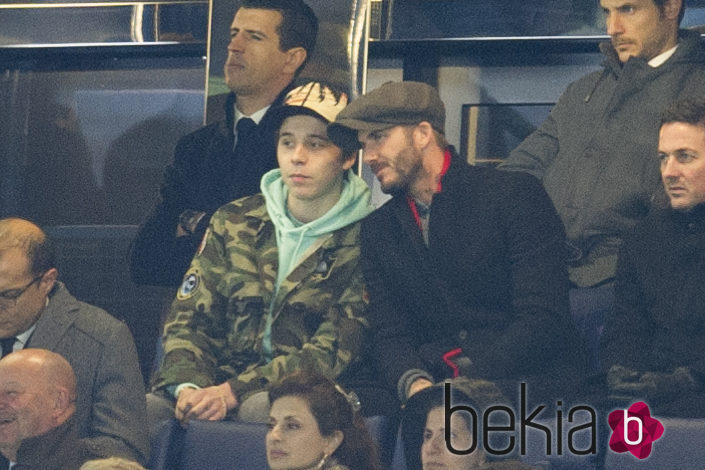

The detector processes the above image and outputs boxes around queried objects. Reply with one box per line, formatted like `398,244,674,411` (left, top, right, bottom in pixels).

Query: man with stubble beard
131,0,318,288
501,0,705,364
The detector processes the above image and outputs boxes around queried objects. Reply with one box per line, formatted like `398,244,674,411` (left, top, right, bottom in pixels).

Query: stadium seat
148,419,268,470
149,415,397,469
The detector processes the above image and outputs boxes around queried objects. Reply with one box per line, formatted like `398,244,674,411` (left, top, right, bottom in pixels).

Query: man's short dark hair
661,96,705,132
240,0,318,71
653,0,685,25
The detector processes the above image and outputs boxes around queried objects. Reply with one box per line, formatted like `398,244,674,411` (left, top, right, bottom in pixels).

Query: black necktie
233,117,256,153
1,337,16,358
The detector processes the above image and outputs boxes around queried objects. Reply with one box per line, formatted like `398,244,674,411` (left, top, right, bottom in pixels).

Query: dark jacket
130,88,291,287
9,417,101,470
601,204,705,417
501,30,705,287
27,282,148,464
361,149,589,406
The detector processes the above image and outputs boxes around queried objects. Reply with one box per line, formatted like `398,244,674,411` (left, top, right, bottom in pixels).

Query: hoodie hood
260,168,374,287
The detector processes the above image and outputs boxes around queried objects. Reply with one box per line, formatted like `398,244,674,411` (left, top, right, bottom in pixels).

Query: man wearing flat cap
329,81,590,467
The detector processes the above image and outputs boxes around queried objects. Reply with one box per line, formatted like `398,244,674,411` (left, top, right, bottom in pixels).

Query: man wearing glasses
0,218,148,466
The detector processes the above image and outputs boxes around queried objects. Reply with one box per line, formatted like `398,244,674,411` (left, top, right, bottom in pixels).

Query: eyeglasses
0,274,45,307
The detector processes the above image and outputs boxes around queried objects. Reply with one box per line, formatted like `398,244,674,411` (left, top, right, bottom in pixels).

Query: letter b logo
622,410,643,445
608,402,664,459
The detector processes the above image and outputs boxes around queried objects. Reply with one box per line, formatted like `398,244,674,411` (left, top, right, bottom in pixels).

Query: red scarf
407,149,452,230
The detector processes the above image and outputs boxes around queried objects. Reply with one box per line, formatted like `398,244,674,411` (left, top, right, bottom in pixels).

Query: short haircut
27,233,54,278
0,218,55,277
660,95,705,132
402,125,448,151
431,128,448,150
334,129,361,161
241,0,318,72
653,0,685,25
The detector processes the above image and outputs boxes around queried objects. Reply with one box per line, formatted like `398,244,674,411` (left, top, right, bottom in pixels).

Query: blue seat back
149,419,268,470
181,420,269,470
150,415,397,469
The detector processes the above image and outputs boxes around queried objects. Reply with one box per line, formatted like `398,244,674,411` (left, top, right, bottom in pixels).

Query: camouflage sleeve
152,208,235,391
227,261,369,400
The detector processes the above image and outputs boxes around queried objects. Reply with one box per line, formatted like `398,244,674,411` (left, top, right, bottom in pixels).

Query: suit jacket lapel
390,196,430,261
389,183,460,323
388,197,443,294
26,284,76,350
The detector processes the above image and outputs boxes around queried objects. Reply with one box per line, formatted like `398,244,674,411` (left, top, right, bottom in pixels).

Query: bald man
0,349,100,469
0,218,148,465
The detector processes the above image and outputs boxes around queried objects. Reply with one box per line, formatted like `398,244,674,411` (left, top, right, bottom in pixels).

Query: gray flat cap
328,81,445,146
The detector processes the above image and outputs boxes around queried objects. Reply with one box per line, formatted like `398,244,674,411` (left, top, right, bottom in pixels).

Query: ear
323,430,344,457
662,0,681,21
55,387,70,409
412,122,433,150
51,386,72,420
39,268,58,296
341,152,357,172
282,47,307,75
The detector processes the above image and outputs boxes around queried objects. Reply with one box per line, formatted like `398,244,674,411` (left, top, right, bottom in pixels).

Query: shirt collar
15,323,37,349
12,296,46,349
649,44,678,68
234,105,270,126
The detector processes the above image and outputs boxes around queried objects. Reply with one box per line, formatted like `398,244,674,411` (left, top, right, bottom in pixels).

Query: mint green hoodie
260,168,375,288
259,168,374,360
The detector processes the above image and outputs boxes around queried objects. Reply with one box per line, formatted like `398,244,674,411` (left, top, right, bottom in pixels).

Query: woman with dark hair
405,378,541,470
266,372,381,470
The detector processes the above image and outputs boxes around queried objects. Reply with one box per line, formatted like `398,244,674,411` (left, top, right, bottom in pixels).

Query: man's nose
606,13,623,37
361,144,377,164
661,156,681,180
291,144,307,164
227,32,245,52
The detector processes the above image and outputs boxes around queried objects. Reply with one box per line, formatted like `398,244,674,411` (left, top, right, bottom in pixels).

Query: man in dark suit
0,218,148,466
329,81,591,468
130,0,319,287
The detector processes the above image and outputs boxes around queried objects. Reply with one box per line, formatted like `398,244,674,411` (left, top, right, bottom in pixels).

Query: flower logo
608,402,664,459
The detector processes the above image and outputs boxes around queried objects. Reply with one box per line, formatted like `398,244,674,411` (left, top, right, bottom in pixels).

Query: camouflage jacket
152,194,369,401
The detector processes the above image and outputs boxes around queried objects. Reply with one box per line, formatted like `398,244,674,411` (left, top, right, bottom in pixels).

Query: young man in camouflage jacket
148,82,375,427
